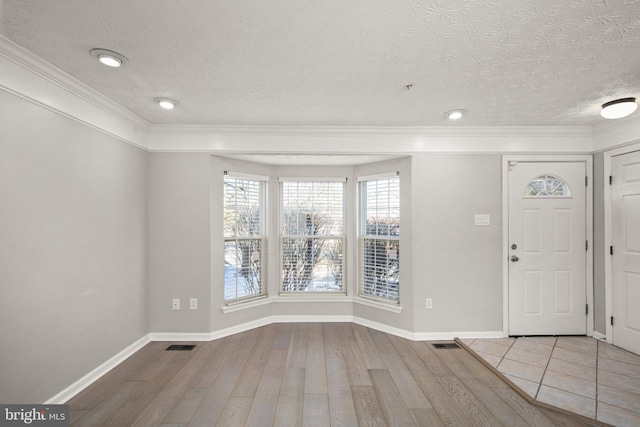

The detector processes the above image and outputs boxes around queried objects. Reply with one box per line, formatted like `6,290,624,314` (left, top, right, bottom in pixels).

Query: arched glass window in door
524,175,570,197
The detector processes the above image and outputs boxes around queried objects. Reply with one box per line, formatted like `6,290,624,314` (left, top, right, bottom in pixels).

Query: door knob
510,255,519,262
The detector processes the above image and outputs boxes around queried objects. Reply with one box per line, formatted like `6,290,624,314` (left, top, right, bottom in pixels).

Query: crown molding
592,113,640,152
0,35,150,150
147,124,594,154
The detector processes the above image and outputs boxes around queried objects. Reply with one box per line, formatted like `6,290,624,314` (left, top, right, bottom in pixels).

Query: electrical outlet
426,298,433,309
172,299,180,310
190,298,197,310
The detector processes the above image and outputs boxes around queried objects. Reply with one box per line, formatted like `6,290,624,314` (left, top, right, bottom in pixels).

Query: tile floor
461,336,640,427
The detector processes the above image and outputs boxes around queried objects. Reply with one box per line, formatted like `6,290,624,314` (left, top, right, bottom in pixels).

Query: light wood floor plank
65,323,600,427
304,323,328,394
286,330,307,368
326,356,359,426
352,324,386,369
302,394,331,427
105,350,195,427
351,386,388,427
71,381,144,427
323,322,343,359
131,342,220,427
67,342,166,411
215,396,252,427
273,368,305,426
244,348,288,427
369,329,431,409
231,325,276,398
387,335,473,426
410,408,445,427
188,331,259,426
369,369,417,426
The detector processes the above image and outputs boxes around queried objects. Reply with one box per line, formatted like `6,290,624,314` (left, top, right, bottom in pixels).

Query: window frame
357,172,400,304
223,171,268,305
279,177,347,295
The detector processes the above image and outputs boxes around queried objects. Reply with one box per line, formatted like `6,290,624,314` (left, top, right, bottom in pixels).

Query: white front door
612,151,640,355
508,161,587,336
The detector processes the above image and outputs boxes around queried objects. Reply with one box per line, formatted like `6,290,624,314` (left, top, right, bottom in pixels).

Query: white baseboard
44,334,151,404
413,330,505,341
352,316,414,340
592,331,607,340
149,332,214,341
271,315,354,324
210,317,273,340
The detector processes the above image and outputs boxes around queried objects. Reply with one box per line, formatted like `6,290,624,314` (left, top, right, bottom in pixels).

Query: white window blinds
358,174,400,302
223,173,267,303
280,180,345,293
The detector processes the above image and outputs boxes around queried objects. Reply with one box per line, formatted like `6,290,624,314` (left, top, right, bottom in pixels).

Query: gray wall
412,154,504,333
0,91,149,403
148,153,212,333
148,153,502,336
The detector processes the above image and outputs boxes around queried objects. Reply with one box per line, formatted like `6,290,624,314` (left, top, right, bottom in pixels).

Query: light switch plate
474,214,491,226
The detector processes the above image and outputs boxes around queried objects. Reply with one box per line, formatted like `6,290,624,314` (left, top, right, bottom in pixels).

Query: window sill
273,294,351,304
221,296,271,314
353,296,403,313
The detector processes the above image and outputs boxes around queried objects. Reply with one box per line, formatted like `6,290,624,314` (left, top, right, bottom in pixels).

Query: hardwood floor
67,323,604,426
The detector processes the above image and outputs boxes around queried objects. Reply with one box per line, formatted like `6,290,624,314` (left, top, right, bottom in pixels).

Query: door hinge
610,246,614,255
586,240,589,251
611,316,614,326
586,304,589,315
585,176,588,186
609,176,613,185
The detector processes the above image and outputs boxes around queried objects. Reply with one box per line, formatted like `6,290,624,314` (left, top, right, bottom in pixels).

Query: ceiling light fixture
600,97,637,119
90,48,128,68
445,109,466,120
155,97,178,110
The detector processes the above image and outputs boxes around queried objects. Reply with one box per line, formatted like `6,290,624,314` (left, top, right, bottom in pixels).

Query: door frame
603,141,640,344
502,155,593,337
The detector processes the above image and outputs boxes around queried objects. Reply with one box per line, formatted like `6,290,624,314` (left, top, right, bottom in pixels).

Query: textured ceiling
1,0,639,127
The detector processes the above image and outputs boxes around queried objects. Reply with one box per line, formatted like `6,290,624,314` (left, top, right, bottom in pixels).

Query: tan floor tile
469,340,510,358
555,337,597,355
541,370,595,399
546,357,596,381
599,344,640,367
521,336,557,347
598,356,640,380
459,338,475,347
598,384,640,414
472,350,502,368
512,338,554,357
503,374,539,398
598,369,640,395
498,358,545,383
537,385,595,419
504,347,550,368
551,347,596,368
483,337,516,347
597,402,640,427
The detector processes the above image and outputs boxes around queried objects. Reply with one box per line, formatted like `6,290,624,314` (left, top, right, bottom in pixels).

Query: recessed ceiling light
154,97,179,110
600,97,637,119
90,48,128,68
445,109,466,120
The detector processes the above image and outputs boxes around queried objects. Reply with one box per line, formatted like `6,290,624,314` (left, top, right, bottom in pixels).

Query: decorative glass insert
524,175,570,197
